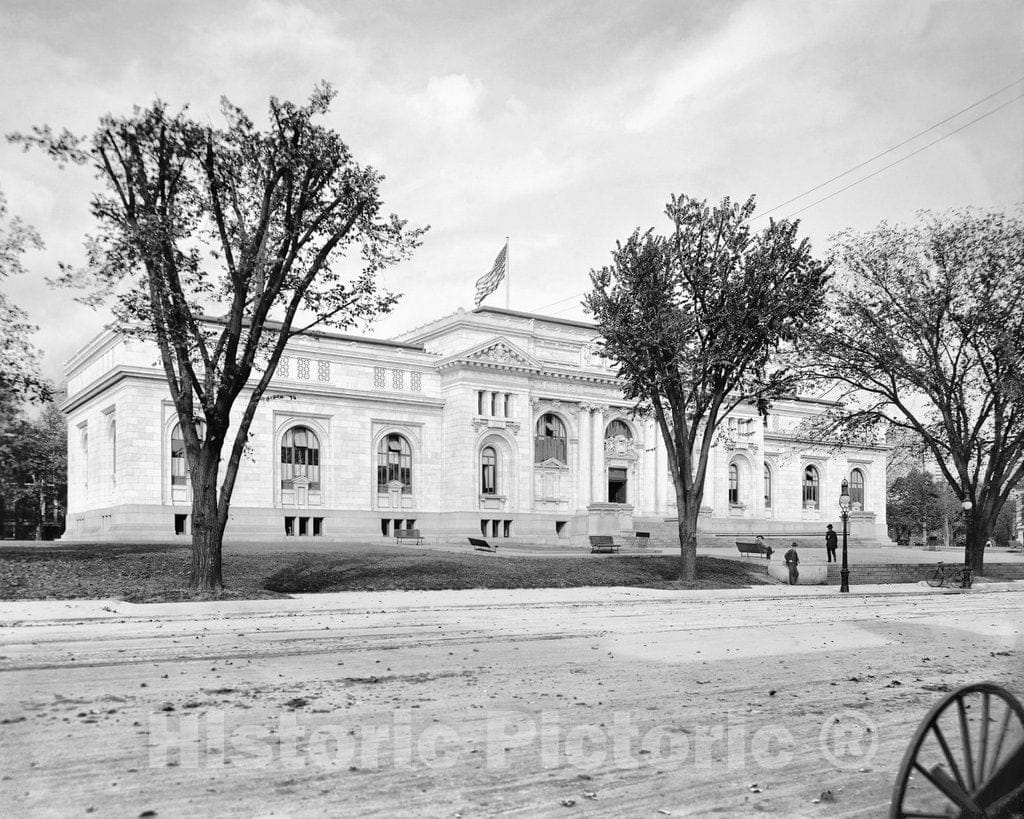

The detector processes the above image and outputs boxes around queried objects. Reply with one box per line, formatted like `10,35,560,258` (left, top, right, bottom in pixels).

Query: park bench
395,528,423,545
468,537,498,552
589,535,622,554
735,540,773,559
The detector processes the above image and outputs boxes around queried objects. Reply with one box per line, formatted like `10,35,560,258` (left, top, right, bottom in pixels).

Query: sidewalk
2,577,1021,627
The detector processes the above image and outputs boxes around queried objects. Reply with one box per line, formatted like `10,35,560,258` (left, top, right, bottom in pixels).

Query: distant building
61,307,889,545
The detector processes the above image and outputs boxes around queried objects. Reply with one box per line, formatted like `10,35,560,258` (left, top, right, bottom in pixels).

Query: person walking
784,543,800,585
825,524,838,563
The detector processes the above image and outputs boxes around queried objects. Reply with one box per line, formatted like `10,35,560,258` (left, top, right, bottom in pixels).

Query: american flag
474,243,507,306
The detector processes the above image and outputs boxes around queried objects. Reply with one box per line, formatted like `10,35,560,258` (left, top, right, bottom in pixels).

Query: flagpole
505,236,510,309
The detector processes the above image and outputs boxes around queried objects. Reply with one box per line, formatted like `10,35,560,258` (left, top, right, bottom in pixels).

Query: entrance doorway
608,467,628,503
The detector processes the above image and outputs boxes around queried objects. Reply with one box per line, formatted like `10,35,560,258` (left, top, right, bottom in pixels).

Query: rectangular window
313,517,323,536
490,392,498,416
279,357,291,378
285,517,295,536
174,514,187,535
299,517,309,536
392,369,404,390
317,360,330,382
297,358,310,380
478,391,485,414
405,519,415,529
555,520,567,537
374,367,386,389
504,393,512,417
381,518,390,537
480,519,489,536
503,520,512,538
410,371,421,392
491,519,499,538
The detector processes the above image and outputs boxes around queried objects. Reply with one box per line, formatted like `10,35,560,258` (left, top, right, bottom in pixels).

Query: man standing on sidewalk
825,524,838,563
784,543,800,585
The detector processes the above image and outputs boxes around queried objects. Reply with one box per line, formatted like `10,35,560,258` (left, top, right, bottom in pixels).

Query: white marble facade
61,307,890,545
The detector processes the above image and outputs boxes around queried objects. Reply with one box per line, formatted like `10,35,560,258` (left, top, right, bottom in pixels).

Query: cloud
411,74,486,128
625,6,782,134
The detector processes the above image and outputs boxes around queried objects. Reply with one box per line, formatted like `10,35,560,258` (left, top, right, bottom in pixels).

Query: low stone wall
825,562,1024,585
767,562,828,585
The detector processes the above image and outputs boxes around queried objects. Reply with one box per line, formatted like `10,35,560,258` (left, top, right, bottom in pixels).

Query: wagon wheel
890,682,1024,818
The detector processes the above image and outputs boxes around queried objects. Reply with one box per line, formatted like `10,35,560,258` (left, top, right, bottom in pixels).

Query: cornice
62,365,446,416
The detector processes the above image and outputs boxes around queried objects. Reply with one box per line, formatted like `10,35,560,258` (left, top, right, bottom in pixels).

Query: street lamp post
962,499,974,589
839,478,851,593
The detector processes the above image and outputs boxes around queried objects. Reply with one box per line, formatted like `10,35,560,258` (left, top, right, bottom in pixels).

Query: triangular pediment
441,337,541,372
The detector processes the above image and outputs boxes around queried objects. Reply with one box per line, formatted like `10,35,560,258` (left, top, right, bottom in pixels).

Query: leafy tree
0,396,67,539
586,195,830,580
12,86,424,589
991,498,1016,546
801,206,1024,574
0,185,47,405
886,468,943,544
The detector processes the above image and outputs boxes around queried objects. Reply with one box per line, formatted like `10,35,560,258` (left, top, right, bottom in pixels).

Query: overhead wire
523,76,1024,314
755,74,1024,219
784,92,1024,219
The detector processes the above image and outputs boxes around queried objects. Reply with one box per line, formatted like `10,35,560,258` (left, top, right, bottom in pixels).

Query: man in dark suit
784,543,800,585
825,524,838,563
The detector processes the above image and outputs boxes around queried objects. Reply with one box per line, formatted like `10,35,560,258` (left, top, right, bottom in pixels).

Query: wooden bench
395,528,423,545
736,540,773,559
468,537,498,552
589,535,621,554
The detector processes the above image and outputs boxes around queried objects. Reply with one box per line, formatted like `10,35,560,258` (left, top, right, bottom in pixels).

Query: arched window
764,463,772,508
803,465,820,508
281,426,320,489
377,433,412,494
534,414,567,464
605,420,632,439
728,463,739,504
850,468,865,509
171,421,206,486
481,446,497,495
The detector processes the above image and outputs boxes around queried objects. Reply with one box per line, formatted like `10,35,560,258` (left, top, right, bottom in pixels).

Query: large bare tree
586,195,830,580
12,85,425,589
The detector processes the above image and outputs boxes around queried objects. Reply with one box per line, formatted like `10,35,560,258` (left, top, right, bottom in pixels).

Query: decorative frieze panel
472,418,521,434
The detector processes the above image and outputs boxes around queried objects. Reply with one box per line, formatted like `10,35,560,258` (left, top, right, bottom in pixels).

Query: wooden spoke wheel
890,682,1024,818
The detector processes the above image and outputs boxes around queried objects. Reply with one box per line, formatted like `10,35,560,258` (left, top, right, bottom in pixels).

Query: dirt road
2,586,1022,817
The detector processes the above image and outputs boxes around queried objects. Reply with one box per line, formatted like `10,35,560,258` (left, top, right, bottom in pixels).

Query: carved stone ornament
470,341,532,367
604,437,638,458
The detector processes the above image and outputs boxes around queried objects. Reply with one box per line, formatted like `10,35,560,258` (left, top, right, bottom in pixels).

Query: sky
1,0,1022,387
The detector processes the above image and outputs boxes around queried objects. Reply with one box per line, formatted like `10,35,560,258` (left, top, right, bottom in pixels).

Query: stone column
576,404,592,509
655,426,669,514
642,418,657,515
591,406,606,503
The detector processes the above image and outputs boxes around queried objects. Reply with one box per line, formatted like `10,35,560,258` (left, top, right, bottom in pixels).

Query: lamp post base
839,568,850,593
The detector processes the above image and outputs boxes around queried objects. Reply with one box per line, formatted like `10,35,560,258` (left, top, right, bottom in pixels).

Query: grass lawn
0,542,773,602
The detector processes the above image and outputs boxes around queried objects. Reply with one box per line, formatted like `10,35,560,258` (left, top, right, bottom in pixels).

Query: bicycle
925,561,969,588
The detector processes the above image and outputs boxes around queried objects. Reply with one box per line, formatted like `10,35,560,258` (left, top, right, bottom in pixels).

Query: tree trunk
967,515,986,576
676,496,698,582
188,455,224,591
